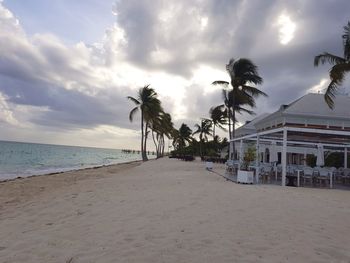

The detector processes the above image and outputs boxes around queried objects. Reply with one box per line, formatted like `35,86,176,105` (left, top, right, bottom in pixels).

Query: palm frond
212,80,229,86
192,124,201,135
212,104,225,111
235,106,255,115
233,89,255,107
329,62,350,84
241,85,268,97
129,107,139,122
342,21,350,60
314,52,346,66
201,118,212,125
127,96,140,105
243,74,263,85
226,58,235,73
217,124,228,132
324,81,337,109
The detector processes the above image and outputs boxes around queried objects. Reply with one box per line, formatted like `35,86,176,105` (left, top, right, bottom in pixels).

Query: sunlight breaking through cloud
277,14,296,45
200,17,208,30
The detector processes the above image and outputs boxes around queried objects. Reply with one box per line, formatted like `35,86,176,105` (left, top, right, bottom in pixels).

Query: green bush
306,152,349,168
306,154,316,167
325,152,350,168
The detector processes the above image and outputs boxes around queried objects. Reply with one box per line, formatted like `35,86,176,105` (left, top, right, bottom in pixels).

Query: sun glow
200,17,208,30
309,78,328,93
277,14,296,45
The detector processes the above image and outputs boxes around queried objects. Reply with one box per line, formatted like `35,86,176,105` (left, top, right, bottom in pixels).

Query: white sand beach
1,158,350,263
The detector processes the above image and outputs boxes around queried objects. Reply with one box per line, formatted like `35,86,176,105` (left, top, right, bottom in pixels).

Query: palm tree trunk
230,88,236,160
231,109,236,160
161,136,165,156
151,131,159,158
158,135,163,157
213,125,216,138
143,123,149,161
141,110,145,161
228,108,234,160
157,136,161,158
157,137,161,158
159,136,164,157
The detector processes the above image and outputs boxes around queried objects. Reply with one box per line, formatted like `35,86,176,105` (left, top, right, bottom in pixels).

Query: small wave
103,157,119,160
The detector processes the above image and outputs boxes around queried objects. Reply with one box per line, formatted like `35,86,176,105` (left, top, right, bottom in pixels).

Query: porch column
345,147,348,169
281,128,287,187
256,135,260,184
238,139,243,170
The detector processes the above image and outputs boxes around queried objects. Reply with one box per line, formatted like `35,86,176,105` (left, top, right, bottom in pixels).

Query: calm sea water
0,141,151,180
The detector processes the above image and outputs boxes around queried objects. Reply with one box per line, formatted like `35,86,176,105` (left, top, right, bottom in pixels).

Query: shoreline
0,158,147,183
0,159,143,213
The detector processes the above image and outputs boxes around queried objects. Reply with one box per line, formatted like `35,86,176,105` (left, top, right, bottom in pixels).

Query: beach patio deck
230,93,350,188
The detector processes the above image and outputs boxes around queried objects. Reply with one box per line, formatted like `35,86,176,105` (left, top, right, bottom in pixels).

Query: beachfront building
232,93,350,187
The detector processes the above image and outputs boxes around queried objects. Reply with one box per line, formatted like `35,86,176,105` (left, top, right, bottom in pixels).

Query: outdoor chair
287,165,298,176
342,168,350,184
260,165,273,184
270,162,279,182
275,164,282,181
315,168,331,187
336,167,344,182
302,167,314,186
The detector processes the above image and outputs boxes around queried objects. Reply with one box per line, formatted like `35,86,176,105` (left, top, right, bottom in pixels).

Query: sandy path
0,158,350,262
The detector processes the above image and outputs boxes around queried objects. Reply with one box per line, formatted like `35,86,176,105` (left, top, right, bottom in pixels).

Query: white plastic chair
260,165,273,183
316,168,331,187
302,167,314,186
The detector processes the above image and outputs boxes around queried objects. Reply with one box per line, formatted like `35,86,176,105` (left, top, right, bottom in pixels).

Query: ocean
0,141,152,181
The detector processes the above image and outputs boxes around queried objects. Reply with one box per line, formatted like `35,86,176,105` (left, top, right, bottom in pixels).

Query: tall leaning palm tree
127,85,162,161
213,58,266,160
314,21,350,109
193,119,213,157
150,111,174,158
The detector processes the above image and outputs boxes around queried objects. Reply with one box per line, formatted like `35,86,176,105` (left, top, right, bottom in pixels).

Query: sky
0,0,349,150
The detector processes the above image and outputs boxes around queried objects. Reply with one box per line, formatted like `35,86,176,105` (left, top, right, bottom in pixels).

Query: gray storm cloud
0,0,349,147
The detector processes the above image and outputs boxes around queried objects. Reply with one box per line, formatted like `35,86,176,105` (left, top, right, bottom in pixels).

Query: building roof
283,93,350,119
254,93,350,130
232,93,350,158
235,113,270,136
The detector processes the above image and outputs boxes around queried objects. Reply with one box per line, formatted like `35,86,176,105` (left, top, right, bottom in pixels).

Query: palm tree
314,21,350,109
193,119,213,157
212,89,255,142
213,58,266,160
127,85,162,161
173,123,192,150
220,89,233,143
209,106,227,138
150,111,174,158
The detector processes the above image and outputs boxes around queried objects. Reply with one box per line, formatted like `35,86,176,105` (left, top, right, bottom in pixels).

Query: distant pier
121,149,155,155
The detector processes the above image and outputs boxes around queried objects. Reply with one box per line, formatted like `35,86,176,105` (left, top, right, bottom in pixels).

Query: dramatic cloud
0,0,349,149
